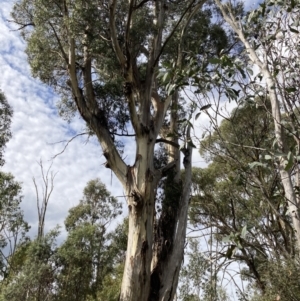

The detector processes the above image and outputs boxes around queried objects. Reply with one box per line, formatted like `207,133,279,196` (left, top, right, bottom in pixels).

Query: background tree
185,101,300,299
213,0,300,248
0,179,126,301
0,90,29,283
0,228,59,301
55,178,122,301
0,172,30,282
33,160,56,240
178,239,229,301
0,90,12,167
96,219,128,301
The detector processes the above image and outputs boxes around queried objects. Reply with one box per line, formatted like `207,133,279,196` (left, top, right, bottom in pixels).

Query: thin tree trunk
214,0,300,249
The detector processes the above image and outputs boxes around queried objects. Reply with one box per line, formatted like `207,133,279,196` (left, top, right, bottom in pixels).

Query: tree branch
51,132,88,159
48,21,68,64
153,0,201,68
155,138,179,148
157,160,178,177
125,0,135,61
109,0,126,66
133,0,151,10
7,19,35,30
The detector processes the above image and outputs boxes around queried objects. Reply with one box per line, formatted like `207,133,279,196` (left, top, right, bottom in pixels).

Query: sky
0,0,236,242
0,1,128,239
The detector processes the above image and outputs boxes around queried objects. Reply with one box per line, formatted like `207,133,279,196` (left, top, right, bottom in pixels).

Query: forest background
0,0,300,300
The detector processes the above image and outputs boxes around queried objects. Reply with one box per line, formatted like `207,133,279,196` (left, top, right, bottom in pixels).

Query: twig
51,132,89,159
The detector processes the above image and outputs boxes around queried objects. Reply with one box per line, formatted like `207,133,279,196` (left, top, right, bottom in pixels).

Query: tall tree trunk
120,136,157,300
214,0,300,249
149,92,193,301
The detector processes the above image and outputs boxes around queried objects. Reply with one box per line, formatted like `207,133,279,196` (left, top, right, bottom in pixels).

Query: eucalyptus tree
178,239,229,301
189,102,297,296
55,179,122,301
0,90,29,280
0,229,59,301
212,0,300,249
0,90,12,167
0,172,30,281
9,0,227,299
33,161,56,240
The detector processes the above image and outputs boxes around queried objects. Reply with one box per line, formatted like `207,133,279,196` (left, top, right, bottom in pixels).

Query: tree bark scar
135,153,142,165
149,267,161,301
130,256,134,267
146,168,154,182
183,148,190,168
126,165,143,207
140,123,150,134
103,150,109,160
103,151,111,168
123,81,132,97
141,240,149,255
141,240,148,284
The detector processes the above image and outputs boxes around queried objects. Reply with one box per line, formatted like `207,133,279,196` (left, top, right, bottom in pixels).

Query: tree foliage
0,179,125,301
0,91,12,167
185,99,300,299
0,229,59,301
0,172,29,281
55,178,123,301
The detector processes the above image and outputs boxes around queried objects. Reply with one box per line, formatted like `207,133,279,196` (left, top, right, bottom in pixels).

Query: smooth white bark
214,0,300,249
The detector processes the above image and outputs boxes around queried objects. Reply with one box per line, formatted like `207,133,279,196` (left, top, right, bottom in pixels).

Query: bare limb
109,0,126,66
48,21,68,64
125,0,136,60
133,0,151,10
33,160,57,239
153,0,202,68
155,138,180,148
51,132,89,159
7,19,35,30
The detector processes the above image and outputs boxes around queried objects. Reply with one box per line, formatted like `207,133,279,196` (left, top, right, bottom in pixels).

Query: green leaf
238,67,246,79
208,58,221,64
167,84,176,95
247,68,254,76
225,245,236,259
265,154,273,160
200,104,211,111
289,25,299,33
195,112,201,120
187,120,194,129
162,72,170,83
222,235,231,243
241,225,247,239
260,2,266,16
285,87,297,93
285,151,294,171
249,161,266,169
